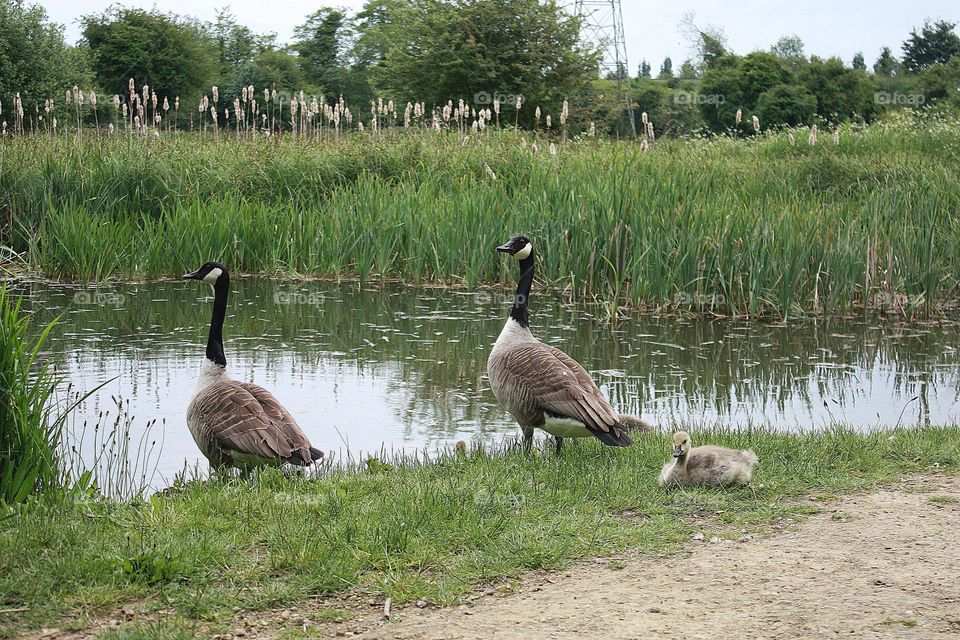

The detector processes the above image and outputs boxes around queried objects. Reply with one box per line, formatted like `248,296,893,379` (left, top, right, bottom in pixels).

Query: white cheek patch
202,267,223,284
514,243,532,260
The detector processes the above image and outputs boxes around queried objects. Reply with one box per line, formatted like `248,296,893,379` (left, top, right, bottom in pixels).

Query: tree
902,20,960,72
800,56,880,120
659,57,673,79
771,35,806,68
873,47,900,76
210,9,275,77
680,12,727,71
698,52,790,131
605,61,628,82
360,0,598,124
638,59,651,78
82,7,216,100
852,52,866,70
294,8,352,99
755,84,817,127
0,0,91,109
678,60,698,80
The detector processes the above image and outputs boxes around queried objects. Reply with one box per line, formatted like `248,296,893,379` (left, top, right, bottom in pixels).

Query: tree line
1,0,958,136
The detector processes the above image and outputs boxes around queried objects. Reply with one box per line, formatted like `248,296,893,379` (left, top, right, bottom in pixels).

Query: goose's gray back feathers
488,318,629,445
187,363,318,469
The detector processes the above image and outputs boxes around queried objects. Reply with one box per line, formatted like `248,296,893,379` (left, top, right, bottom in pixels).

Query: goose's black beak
496,243,514,254
183,270,202,280
673,445,683,458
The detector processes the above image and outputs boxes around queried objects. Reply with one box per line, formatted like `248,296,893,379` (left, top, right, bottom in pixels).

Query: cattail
212,86,219,103
515,95,522,110
641,111,648,125
52,117,57,132
108,122,114,134
736,108,742,126
546,115,551,129
493,98,501,115
89,91,97,106
65,90,71,105
549,142,557,156
155,113,162,125
640,138,649,152
535,106,541,120
589,122,596,137
122,103,128,118
2,121,6,135
210,106,217,124
485,164,497,181
175,97,180,111
358,121,364,133
242,86,248,102
151,91,157,110
808,124,818,146
752,115,760,132
76,88,84,107
833,125,841,145
531,142,538,153
128,78,135,94
141,84,148,106
646,121,655,140
248,85,254,101
134,115,140,129
788,132,796,146
163,97,169,112
113,95,120,111
263,88,269,102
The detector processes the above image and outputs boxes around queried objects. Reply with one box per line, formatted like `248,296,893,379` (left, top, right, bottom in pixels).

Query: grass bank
2,111,959,317
1,427,957,637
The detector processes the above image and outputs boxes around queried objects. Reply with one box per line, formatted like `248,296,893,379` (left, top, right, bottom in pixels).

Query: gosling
659,431,757,487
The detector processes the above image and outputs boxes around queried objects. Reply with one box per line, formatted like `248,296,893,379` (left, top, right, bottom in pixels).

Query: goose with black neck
183,261,324,471
486,236,643,453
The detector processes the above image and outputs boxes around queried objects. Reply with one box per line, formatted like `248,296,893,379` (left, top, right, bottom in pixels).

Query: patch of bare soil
340,474,960,640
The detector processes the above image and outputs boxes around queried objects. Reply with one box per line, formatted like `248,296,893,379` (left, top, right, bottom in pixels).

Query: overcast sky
42,0,960,73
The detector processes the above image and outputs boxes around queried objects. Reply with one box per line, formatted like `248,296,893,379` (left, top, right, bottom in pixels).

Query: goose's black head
496,235,533,260
183,261,229,287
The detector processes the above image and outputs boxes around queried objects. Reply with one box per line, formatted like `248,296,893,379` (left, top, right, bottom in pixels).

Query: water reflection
10,278,960,487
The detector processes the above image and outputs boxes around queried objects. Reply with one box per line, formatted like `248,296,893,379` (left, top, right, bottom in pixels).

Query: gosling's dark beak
496,242,514,254
673,445,683,458
183,269,202,280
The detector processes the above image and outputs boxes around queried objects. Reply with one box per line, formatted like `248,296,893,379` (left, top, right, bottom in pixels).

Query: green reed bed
2,111,960,317
0,285,65,503
0,427,957,637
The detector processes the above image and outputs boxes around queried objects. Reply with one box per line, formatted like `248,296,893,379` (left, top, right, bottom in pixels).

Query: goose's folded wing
500,343,620,433
193,383,303,460
238,383,313,450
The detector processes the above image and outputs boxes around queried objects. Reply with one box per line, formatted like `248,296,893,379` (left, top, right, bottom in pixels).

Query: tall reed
0,285,63,503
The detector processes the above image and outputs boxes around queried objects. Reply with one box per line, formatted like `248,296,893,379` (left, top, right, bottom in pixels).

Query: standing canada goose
487,235,637,453
183,261,323,470
659,431,757,487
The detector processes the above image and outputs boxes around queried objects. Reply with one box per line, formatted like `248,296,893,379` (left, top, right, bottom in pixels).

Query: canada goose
487,235,636,453
183,261,323,470
659,431,757,487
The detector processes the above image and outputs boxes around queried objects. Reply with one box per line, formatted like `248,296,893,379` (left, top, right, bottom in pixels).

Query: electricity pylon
574,0,637,138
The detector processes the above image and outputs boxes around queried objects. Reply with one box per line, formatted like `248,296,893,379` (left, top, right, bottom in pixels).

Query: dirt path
339,474,960,640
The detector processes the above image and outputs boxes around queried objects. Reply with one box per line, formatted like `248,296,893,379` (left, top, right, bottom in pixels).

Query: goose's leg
521,427,534,454
554,436,564,455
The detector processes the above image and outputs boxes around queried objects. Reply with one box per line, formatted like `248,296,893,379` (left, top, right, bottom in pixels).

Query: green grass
0,285,65,503
2,110,960,317
1,427,957,637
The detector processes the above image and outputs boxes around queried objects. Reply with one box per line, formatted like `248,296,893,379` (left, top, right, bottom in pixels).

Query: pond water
12,278,960,490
